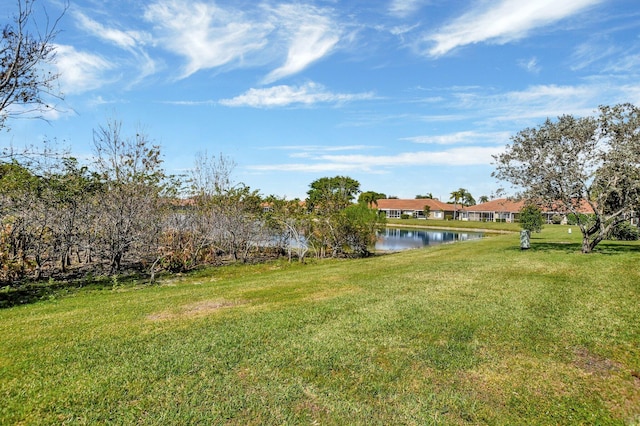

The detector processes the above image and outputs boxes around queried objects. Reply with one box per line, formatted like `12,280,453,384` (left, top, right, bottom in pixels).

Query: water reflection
376,227,483,251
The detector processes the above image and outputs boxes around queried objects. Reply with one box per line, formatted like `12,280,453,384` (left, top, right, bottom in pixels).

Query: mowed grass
1,226,639,425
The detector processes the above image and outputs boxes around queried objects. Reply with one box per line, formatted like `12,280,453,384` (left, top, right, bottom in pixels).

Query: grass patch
1,228,638,424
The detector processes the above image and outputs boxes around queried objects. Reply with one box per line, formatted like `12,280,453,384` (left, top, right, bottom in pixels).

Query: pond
375,227,484,251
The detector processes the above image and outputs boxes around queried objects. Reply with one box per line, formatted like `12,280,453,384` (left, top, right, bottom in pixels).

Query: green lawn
1,225,639,425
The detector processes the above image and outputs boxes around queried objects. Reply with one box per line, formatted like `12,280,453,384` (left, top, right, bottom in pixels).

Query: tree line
0,122,386,284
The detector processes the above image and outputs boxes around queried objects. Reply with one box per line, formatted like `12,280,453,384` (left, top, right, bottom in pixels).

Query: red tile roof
375,197,590,214
461,198,525,213
375,198,454,211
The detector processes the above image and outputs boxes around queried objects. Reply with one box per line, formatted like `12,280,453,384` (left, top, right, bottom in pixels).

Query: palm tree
462,190,475,207
358,191,385,208
449,189,464,219
479,195,489,204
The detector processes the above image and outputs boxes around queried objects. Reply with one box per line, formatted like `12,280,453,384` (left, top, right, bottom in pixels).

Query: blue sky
2,0,640,200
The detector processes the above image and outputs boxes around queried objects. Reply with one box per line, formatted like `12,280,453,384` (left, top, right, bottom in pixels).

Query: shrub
400,214,411,220
608,221,640,241
519,204,543,233
551,214,563,225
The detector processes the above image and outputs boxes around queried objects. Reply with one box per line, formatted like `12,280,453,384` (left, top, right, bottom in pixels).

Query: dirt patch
572,347,622,376
147,299,245,321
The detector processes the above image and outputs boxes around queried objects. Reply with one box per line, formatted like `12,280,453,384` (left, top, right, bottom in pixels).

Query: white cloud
54,44,116,94
441,83,601,124
389,0,426,18
424,0,604,57
161,100,217,106
74,11,150,50
265,144,373,152
219,82,374,108
602,52,640,73
144,0,272,79
73,11,158,86
570,39,620,71
248,146,502,173
262,4,342,84
489,84,599,120
402,131,511,145
143,0,343,82
518,57,541,74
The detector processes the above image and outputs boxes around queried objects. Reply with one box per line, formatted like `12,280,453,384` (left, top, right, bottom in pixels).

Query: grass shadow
0,272,148,309
592,242,640,255
516,240,640,254
529,242,582,253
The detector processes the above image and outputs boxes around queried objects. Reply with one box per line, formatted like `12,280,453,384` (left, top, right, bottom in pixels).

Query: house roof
375,198,453,211
461,198,525,213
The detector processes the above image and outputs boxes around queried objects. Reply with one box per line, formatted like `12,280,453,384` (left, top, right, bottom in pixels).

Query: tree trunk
110,252,122,274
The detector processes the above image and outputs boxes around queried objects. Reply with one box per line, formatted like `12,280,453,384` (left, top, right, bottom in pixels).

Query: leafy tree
343,203,386,256
608,221,639,241
0,0,65,130
415,193,433,199
305,176,382,258
493,103,640,253
307,176,360,214
423,204,431,219
519,204,544,233
358,191,386,208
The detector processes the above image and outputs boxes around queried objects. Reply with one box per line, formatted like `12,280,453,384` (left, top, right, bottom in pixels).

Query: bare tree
92,120,170,273
1,0,65,130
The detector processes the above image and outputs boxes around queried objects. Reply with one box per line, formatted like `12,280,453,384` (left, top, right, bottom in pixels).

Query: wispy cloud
160,100,217,106
144,0,272,79
518,57,541,74
142,0,343,82
73,10,158,86
219,82,375,108
402,131,511,145
54,44,116,94
423,0,604,57
74,11,150,50
434,83,596,122
249,146,502,173
604,52,640,73
263,144,373,152
389,0,426,18
263,4,342,84
570,38,619,71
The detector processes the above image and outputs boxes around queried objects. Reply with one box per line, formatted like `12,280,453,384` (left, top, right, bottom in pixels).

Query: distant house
377,197,613,224
459,198,524,223
375,198,455,220
459,198,594,223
